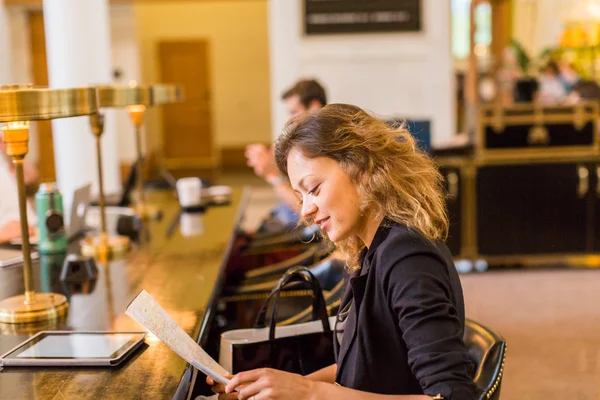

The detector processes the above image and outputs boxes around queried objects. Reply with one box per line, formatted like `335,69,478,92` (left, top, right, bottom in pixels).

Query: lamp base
0,314,67,334
80,234,130,261
0,293,68,324
133,203,162,220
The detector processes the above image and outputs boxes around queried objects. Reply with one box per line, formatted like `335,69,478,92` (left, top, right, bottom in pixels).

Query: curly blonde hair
274,104,448,270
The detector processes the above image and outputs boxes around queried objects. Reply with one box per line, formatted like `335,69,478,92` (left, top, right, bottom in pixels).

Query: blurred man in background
245,79,327,233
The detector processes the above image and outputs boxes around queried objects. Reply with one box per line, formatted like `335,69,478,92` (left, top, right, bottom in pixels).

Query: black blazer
333,221,481,399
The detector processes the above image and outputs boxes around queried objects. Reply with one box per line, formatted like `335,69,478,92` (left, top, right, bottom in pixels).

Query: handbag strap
269,267,330,340
254,266,317,328
254,266,331,340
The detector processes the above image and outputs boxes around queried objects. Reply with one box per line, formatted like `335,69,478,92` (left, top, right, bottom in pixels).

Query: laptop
93,159,139,207
0,247,39,268
160,166,177,190
66,183,93,241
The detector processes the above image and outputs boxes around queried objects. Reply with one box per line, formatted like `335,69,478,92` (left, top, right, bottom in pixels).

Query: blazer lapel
333,275,353,360
335,265,369,383
335,221,390,384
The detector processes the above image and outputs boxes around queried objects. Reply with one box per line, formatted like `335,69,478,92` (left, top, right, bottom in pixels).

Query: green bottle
36,183,68,254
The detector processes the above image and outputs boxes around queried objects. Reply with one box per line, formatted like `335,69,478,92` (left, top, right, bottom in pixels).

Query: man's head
281,79,327,119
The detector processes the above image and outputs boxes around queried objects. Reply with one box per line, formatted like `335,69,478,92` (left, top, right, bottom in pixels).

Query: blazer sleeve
384,254,480,400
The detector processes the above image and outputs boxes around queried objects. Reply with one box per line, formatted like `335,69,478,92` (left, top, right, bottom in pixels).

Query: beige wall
512,0,572,57
134,0,272,156
269,0,455,146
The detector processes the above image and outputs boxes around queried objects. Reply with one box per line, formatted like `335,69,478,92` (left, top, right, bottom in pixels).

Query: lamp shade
0,86,98,122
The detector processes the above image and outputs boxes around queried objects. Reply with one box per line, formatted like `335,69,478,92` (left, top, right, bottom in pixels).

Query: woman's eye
307,184,320,195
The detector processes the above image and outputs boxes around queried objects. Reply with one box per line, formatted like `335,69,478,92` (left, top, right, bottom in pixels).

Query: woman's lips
317,217,330,230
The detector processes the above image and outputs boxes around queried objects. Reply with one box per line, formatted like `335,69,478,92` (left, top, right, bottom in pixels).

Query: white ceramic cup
176,177,202,208
207,185,232,197
180,212,204,237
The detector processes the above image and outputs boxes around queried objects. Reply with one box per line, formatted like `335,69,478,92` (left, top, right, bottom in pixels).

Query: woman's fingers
236,379,267,400
225,369,264,393
207,375,233,395
222,369,315,400
218,393,239,400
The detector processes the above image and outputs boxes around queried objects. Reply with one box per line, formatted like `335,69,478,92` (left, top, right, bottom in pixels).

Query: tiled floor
461,269,600,400
227,173,600,400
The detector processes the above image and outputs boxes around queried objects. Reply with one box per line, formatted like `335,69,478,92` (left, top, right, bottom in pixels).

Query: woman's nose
301,200,317,219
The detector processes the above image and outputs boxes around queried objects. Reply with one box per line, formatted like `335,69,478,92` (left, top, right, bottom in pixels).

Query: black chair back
246,224,320,252
464,319,507,400
242,243,331,283
230,250,341,294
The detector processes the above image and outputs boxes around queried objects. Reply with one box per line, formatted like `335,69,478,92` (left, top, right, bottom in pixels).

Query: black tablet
0,331,146,367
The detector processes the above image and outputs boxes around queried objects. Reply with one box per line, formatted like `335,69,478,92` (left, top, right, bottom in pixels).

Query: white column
43,0,120,216
110,4,141,164
268,0,301,141
0,0,13,85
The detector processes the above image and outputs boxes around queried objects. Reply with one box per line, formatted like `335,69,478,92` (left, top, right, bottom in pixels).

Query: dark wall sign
305,0,421,35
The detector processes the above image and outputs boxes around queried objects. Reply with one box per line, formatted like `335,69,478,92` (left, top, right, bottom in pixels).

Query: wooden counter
0,187,250,400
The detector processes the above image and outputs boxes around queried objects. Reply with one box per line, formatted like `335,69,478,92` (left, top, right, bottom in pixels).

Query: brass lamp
79,108,130,261
96,83,183,220
0,86,97,323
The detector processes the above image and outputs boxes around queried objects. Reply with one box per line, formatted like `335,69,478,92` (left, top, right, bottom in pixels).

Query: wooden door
159,41,216,170
29,11,56,183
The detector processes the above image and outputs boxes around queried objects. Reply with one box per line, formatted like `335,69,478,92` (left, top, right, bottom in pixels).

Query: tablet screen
5,332,145,360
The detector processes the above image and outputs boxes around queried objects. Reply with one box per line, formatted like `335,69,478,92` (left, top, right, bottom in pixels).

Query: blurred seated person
558,61,580,93
537,60,567,105
0,132,37,244
565,80,600,104
245,79,327,234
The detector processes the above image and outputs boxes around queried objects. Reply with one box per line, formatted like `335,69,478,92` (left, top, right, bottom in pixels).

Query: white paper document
126,289,231,386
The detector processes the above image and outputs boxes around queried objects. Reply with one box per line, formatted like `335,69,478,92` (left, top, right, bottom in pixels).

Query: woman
209,104,480,399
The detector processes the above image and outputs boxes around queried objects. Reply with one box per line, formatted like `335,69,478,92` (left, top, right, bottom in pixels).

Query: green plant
511,38,531,73
510,38,556,75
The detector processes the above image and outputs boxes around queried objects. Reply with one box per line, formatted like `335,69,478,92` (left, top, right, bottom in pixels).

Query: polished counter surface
0,188,249,400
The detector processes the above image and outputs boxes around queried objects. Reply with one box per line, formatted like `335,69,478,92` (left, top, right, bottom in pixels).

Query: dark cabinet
480,104,598,150
440,166,462,256
591,164,600,251
477,163,590,255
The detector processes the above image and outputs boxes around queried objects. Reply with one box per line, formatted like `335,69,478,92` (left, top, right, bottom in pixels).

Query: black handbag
228,266,335,374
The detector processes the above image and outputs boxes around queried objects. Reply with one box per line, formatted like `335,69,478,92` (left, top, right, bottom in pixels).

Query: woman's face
287,149,363,243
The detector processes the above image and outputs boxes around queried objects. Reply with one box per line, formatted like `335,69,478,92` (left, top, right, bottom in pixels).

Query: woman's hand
224,368,317,400
207,375,238,400
245,144,279,181
0,220,33,244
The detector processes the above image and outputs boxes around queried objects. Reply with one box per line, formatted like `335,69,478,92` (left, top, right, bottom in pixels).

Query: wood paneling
29,11,56,183
491,0,511,77
220,145,269,169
